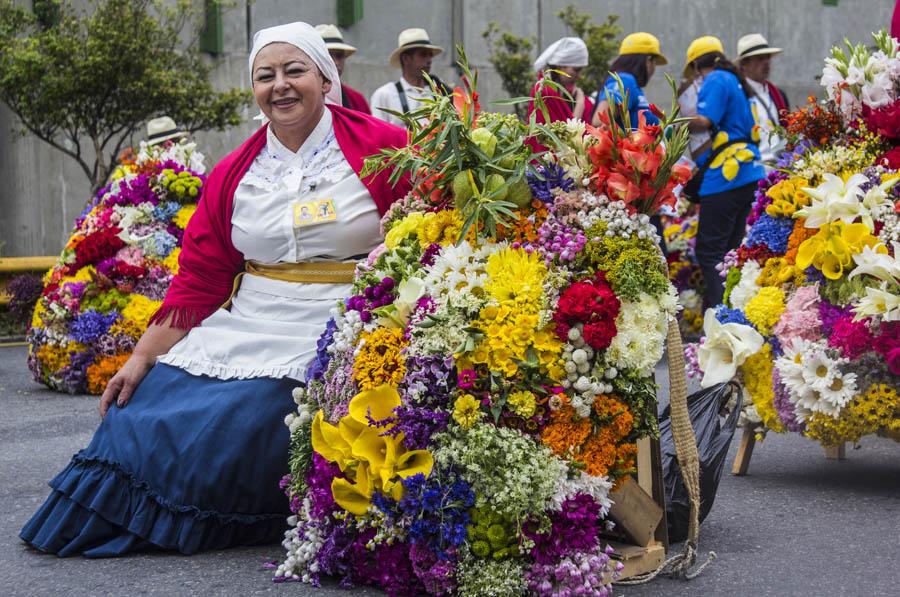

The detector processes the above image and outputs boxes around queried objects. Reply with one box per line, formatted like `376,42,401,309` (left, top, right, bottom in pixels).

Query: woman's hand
573,86,586,122
99,353,156,418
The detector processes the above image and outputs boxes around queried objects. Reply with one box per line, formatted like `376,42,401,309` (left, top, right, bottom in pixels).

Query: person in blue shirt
684,36,765,307
592,32,667,128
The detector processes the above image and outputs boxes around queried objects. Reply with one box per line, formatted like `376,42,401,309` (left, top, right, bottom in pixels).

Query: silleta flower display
275,65,691,596
27,141,204,394
691,31,900,449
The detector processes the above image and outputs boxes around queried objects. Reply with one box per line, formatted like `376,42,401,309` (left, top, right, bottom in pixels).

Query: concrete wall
1,0,894,256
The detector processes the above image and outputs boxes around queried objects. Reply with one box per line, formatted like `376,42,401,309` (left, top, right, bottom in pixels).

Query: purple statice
108,174,157,207
409,542,456,596
777,139,811,169
316,522,357,586
748,169,788,226
7,274,43,320
525,544,621,597
373,472,473,560
305,318,337,383
772,367,804,433
745,213,795,253
536,215,587,265
715,305,751,327
26,330,46,382
59,350,96,394
166,222,184,244
68,310,119,344
805,266,826,285
527,493,602,564
528,163,575,203
818,300,852,336
133,266,172,301
321,350,357,421
420,242,442,267
399,355,455,408
345,532,423,595
306,453,341,520
376,405,450,450
60,280,89,301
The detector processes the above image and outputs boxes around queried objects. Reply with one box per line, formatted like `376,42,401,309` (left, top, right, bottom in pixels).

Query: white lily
852,284,900,321
797,173,869,227
376,277,427,329
848,242,900,284
860,178,899,230
697,309,765,388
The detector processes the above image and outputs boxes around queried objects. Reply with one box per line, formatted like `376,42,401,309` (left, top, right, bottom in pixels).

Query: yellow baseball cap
684,36,725,76
619,32,668,65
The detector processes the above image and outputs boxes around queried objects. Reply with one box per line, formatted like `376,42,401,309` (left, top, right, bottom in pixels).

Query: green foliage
0,0,251,193
556,4,622,94
481,22,535,119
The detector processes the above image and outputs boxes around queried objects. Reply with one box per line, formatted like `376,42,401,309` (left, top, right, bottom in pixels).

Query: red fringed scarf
150,104,411,330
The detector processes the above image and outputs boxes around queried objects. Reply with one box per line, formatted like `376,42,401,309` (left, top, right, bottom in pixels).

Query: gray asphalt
1,344,898,596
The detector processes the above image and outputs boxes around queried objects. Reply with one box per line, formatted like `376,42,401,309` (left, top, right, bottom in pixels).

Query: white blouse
159,110,382,380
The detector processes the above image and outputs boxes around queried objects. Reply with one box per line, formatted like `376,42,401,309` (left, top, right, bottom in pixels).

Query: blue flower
305,318,337,382
153,201,181,221
68,310,119,344
527,163,575,203
715,305,751,327
745,214,794,253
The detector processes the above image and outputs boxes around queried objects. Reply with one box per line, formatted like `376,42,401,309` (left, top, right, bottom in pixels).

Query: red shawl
342,84,371,115
150,104,410,330
526,77,594,154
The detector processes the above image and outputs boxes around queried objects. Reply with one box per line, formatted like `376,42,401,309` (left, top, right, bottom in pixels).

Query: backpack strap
394,81,410,114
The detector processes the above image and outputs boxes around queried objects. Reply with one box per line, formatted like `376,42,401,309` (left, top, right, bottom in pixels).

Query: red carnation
863,99,900,140
553,274,621,349
72,227,125,270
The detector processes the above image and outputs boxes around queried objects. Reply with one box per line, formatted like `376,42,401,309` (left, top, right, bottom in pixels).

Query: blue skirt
20,364,298,557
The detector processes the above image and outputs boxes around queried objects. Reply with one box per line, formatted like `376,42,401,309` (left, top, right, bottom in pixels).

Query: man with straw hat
315,24,370,114
145,116,187,146
370,27,449,127
737,33,788,164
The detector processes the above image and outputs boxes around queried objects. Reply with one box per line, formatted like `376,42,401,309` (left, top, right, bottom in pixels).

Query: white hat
736,34,782,61
315,24,357,56
389,28,443,69
145,117,187,146
533,37,589,73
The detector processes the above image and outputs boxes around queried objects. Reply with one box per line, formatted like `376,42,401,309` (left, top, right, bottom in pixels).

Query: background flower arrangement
275,63,691,596
27,141,205,394
689,30,900,449
662,203,705,342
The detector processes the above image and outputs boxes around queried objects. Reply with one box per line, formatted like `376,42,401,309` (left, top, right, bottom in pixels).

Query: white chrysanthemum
548,471,613,516
607,292,668,376
800,350,838,392
817,371,858,416
729,261,762,311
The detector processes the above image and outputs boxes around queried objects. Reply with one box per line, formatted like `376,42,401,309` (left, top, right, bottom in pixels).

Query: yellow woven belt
222,260,358,309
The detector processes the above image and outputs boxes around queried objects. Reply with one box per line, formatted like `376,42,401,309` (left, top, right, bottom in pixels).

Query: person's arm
691,74,725,134
99,319,188,417
573,86,585,123
688,115,714,132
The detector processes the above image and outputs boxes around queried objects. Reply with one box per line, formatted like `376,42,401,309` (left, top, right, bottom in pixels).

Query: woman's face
252,43,331,133
551,65,583,89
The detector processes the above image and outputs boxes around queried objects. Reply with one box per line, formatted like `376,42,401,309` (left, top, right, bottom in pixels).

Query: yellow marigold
86,354,131,395
173,204,197,229
352,327,407,390
783,218,817,264
745,287,785,335
452,394,481,429
541,404,592,456
121,295,162,330
417,209,463,247
484,246,546,308
163,247,181,275
384,212,425,249
580,428,619,477
36,342,77,373
507,390,536,417
593,395,634,441
740,344,784,433
764,177,810,217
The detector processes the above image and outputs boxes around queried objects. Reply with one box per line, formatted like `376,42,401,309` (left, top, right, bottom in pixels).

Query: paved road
1,345,898,596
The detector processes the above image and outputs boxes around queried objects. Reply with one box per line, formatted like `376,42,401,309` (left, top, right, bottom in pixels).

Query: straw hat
389,28,443,69
683,36,725,77
315,24,357,56
736,33,782,62
619,32,668,65
145,117,187,146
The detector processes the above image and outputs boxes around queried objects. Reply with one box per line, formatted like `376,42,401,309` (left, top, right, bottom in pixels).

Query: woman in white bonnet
527,37,594,124
21,22,409,557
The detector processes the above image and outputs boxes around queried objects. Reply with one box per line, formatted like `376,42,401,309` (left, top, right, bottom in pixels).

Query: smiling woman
19,21,411,558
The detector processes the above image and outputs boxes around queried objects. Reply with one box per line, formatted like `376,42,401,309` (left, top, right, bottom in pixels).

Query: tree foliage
0,0,251,192
482,4,622,118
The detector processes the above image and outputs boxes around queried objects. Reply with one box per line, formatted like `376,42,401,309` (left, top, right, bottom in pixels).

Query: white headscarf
533,37,589,72
248,21,342,106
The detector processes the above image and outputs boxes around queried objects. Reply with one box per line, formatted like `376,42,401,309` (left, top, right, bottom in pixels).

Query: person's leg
696,187,744,307
725,183,757,252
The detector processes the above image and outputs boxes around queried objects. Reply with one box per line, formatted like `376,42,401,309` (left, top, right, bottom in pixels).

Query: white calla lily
697,309,765,388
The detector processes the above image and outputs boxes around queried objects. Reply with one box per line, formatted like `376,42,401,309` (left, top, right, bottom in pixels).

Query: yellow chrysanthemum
795,221,885,280
484,246,546,308
452,394,482,429
710,131,756,181
121,294,162,330
745,287,785,335
173,204,197,229
417,209,463,247
163,247,181,275
384,212,425,249
740,344,784,433
765,177,811,218
58,266,97,288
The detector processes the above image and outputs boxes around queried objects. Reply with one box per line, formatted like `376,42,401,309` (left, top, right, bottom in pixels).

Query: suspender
394,81,410,114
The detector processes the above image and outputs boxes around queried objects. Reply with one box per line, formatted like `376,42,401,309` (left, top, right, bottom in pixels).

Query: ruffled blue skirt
20,363,298,557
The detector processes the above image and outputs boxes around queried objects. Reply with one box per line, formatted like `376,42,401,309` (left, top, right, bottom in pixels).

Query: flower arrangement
275,63,691,595
662,202,705,341
27,141,205,394
690,31,900,448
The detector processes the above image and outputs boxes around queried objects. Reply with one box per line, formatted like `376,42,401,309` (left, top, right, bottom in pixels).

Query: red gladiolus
606,172,641,204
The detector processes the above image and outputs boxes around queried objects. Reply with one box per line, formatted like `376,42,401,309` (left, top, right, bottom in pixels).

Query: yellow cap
619,32,668,65
684,36,725,77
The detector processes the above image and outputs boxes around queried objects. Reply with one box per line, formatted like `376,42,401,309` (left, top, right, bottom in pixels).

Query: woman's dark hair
609,53,652,87
691,51,755,98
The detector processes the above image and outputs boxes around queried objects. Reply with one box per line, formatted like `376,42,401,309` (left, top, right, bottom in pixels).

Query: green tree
482,22,535,119
556,4,621,95
0,0,251,193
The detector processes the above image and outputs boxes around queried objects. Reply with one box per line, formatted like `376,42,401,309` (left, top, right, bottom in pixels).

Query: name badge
293,199,337,227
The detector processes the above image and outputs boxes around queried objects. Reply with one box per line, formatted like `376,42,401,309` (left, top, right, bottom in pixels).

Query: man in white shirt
737,34,789,166
370,28,448,127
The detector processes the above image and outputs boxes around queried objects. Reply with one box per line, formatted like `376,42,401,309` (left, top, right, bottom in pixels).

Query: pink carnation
773,286,822,349
116,245,145,266
828,316,874,360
